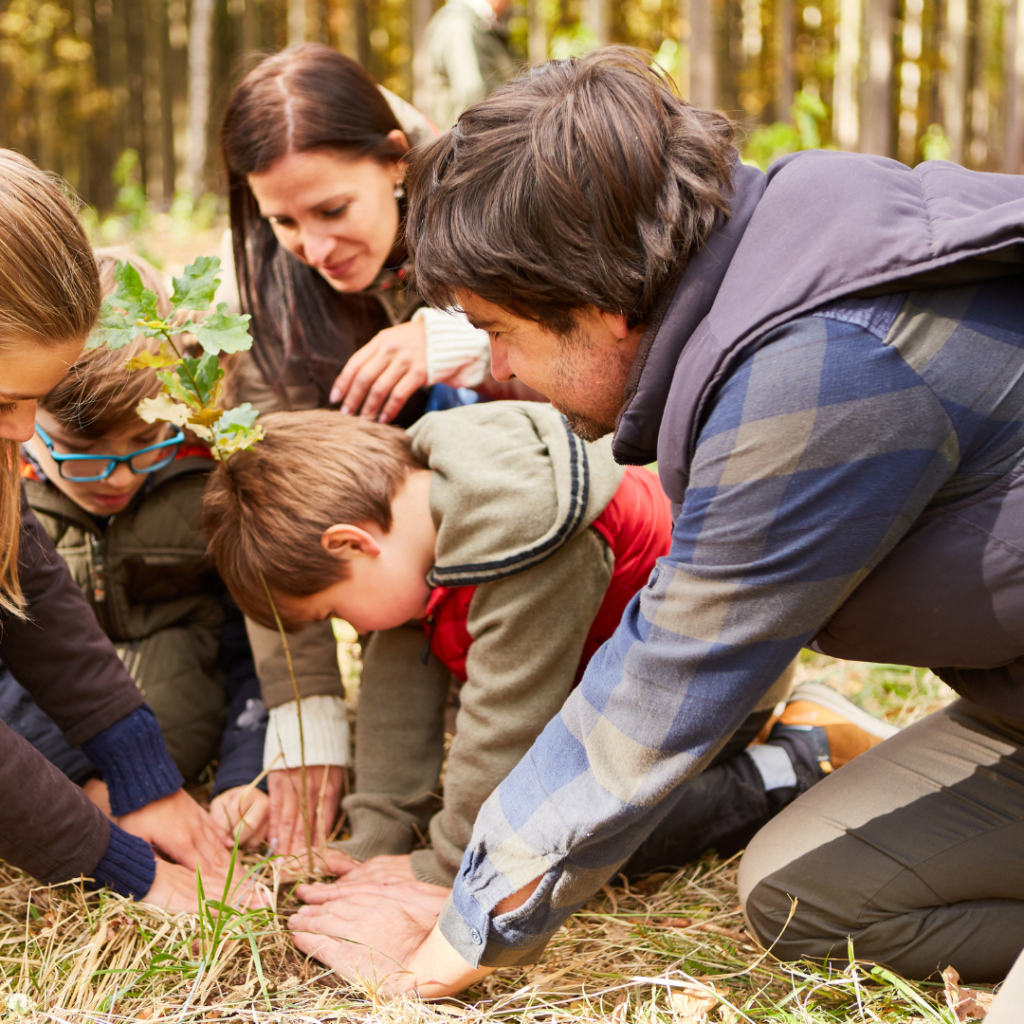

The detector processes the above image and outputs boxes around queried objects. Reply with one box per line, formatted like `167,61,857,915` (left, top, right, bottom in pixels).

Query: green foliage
90,256,264,462
742,91,830,171
920,124,953,162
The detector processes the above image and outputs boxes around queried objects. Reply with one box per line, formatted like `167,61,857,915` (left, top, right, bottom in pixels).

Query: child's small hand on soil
209,785,269,850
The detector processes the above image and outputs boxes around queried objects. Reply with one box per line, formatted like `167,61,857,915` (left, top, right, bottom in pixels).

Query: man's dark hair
405,46,736,333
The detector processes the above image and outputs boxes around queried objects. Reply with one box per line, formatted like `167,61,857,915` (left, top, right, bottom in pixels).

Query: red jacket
425,466,673,685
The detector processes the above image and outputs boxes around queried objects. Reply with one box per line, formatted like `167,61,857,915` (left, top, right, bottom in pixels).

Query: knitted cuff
329,806,415,862
414,307,491,388
80,705,184,816
87,822,157,899
411,848,458,888
263,696,351,771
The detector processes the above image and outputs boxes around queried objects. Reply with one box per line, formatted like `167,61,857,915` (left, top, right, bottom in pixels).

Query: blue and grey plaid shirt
438,277,1024,967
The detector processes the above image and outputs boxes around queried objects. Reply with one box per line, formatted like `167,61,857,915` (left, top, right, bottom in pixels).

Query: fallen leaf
670,987,719,1019
944,965,996,1021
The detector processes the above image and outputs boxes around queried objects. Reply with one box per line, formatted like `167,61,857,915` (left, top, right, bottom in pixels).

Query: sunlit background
0,0,1020,219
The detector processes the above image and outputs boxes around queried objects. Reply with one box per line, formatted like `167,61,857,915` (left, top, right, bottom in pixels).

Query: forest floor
0,644,996,1023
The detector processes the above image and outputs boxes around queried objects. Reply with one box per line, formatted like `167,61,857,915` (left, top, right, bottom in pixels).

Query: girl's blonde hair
0,150,101,617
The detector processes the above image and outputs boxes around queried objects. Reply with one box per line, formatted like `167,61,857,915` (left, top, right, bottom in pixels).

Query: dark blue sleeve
81,705,184,816
211,612,268,796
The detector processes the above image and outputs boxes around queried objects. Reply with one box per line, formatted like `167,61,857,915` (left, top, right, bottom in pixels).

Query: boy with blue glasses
3,250,271,848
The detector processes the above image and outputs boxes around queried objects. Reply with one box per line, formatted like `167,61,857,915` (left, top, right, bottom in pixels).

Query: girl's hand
116,789,232,874
329,321,427,423
209,785,270,850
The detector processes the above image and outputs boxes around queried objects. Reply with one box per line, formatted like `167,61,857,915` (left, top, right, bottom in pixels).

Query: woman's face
0,337,85,442
248,141,407,295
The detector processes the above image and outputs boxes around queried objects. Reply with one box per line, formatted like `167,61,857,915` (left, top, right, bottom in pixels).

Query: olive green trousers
739,698,1024,984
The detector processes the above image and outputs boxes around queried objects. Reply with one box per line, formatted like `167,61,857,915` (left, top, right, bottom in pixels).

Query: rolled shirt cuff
263,695,351,771
80,705,184,816
439,882,550,969
87,821,157,899
414,307,491,388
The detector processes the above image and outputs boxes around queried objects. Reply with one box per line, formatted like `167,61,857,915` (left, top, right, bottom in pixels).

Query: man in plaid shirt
286,48,1024,1006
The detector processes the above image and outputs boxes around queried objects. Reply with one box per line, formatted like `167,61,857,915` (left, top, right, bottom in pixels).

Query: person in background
416,0,517,130
0,149,235,912
220,43,509,861
1,250,270,849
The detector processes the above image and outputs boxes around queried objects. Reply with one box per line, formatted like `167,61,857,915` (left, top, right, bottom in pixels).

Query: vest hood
408,401,625,587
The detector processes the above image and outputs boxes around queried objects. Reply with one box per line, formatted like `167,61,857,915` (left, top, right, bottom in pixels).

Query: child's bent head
30,249,177,516
203,409,423,631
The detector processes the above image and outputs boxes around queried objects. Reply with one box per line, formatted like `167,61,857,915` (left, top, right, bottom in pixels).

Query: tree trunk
289,0,307,45
689,0,716,107
897,0,924,163
186,0,215,200
943,0,969,162
834,0,862,149
776,0,794,120
861,0,894,155
582,0,610,46
411,0,433,111
1006,0,1024,172
528,0,546,64
125,0,147,186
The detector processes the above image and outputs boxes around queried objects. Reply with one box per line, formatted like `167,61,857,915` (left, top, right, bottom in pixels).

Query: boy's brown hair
203,409,421,630
40,248,170,438
405,46,736,335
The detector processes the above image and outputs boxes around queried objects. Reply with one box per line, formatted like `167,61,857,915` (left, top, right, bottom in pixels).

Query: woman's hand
209,785,270,850
116,789,232,874
329,321,427,423
267,765,344,856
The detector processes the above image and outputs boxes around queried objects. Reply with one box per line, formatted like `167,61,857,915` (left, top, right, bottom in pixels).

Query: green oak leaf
184,304,254,355
109,260,160,324
156,368,201,410
90,304,143,350
214,403,260,439
175,352,225,405
171,255,222,312
213,423,265,460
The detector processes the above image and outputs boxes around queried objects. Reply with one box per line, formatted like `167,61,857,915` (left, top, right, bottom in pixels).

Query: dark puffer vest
613,150,1024,718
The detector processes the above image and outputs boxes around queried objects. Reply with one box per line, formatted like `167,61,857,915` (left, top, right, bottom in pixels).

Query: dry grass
0,652,992,1023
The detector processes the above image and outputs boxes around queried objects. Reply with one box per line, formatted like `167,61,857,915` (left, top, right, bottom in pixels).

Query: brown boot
772,682,900,774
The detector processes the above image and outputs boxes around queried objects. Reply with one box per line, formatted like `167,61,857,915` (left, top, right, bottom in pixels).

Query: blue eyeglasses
34,424,185,482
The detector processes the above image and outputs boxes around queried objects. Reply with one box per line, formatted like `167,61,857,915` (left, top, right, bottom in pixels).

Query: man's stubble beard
552,334,635,443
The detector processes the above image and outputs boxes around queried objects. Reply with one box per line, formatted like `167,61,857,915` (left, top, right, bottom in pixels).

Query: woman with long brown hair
221,43,492,425
0,150,239,910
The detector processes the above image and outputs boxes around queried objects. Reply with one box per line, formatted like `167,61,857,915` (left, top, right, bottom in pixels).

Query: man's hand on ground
288,881,488,995
267,765,343,856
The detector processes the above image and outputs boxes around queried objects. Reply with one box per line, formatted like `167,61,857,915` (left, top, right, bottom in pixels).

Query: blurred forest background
0,0,1021,222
